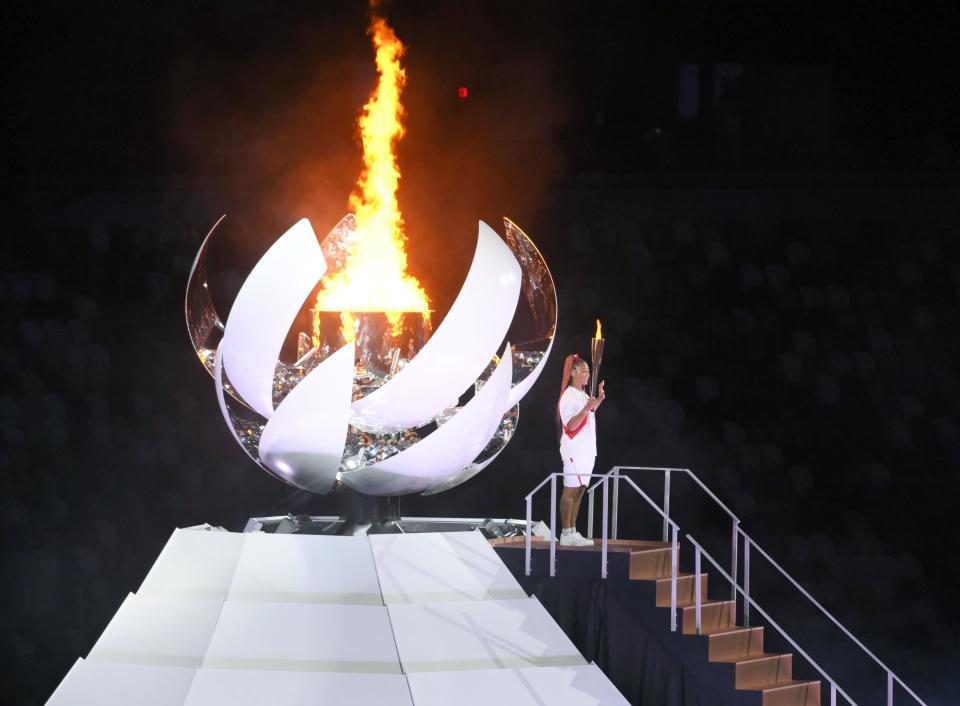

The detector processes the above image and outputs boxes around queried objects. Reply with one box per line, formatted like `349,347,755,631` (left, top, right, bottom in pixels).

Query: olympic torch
590,318,604,398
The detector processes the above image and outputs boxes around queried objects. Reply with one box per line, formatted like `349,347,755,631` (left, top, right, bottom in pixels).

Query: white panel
351,221,521,432
409,663,628,706
87,594,223,668
257,342,355,493
506,334,555,410
227,533,382,604
443,529,527,594
342,344,513,495
202,601,401,673
138,528,244,600
184,669,413,706
46,659,196,706
370,530,525,604
221,218,326,419
389,597,586,672
45,658,84,706
407,664,630,706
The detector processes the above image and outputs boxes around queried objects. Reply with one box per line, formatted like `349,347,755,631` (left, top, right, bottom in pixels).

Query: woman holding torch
556,352,605,546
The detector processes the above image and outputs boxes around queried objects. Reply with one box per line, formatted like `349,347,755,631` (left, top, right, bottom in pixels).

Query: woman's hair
556,354,585,438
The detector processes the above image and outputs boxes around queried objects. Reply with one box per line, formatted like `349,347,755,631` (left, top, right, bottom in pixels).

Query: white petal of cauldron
341,344,513,496
258,342,355,494
420,405,518,496
220,218,326,419
349,221,521,433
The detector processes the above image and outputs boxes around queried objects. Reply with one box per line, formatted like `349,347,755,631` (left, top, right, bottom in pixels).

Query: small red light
457,86,469,99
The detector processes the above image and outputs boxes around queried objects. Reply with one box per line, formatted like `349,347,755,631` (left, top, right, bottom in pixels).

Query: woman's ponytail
556,354,580,439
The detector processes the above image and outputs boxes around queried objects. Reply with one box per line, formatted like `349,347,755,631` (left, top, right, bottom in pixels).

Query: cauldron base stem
337,490,402,535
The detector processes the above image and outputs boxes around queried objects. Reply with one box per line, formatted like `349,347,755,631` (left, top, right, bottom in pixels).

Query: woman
556,353,605,546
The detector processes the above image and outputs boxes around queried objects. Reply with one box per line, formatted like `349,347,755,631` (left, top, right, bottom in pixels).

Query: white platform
46,659,196,706
87,593,223,668
407,664,632,706
390,596,587,672
202,601,401,673
370,530,527,603
183,669,413,706
227,533,381,604
138,528,244,600
48,528,627,706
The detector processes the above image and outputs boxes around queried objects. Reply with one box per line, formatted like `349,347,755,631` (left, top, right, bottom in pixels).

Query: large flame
314,14,430,342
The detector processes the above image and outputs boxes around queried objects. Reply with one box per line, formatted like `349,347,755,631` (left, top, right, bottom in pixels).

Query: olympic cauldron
185,215,556,496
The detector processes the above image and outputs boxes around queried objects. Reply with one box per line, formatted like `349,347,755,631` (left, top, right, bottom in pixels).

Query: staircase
630,541,820,706
517,466,929,706
497,536,820,706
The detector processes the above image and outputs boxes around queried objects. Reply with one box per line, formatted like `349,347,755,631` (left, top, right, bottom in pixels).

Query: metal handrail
738,528,928,706
580,464,927,705
524,473,557,499
686,535,857,706
587,465,741,601
525,471,684,632
525,472,615,581
585,465,686,494
586,466,739,532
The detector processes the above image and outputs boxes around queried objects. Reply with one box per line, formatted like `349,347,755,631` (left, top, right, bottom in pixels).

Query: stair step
629,545,675,579
655,572,708,607
757,680,821,706
612,537,820,706
681,599,736,634
708,626,765,660
714,652,793,689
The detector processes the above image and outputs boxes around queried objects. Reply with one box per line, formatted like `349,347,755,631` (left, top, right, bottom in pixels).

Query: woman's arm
565,395,598,431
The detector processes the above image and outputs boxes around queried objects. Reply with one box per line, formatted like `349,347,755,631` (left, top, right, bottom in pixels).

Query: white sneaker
560,531,594,547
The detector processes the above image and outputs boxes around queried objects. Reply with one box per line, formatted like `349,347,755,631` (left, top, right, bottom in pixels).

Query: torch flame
314,13,430,342
595,319,602,339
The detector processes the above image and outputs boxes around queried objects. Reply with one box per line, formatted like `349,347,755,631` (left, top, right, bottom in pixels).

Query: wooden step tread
742,678,820,693
681,598,730,608
674,594,719,608
630,544,673,554
491,536,669,553
654,572,706,584
712,652,790,665
698,624,753,636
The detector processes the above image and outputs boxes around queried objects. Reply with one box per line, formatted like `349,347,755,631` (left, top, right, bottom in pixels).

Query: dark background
2,1,959,704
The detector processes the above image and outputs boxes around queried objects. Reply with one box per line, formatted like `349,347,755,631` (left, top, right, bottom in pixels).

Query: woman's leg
560,486,579,529
570,485,586,529
559,484,593,545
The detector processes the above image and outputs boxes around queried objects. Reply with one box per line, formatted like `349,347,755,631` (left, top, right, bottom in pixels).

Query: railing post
587,486,594,539
743,536,751,627
662,470,671,542
829,683,836,706
601,476,609,579
887,671,893,706
525,495,532,576
670,524,679,632
695,544,702,635
611,467,620,540
731,519,739,603
549,474,557,578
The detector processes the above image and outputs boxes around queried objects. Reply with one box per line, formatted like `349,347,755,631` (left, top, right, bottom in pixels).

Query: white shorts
562,455,595,488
